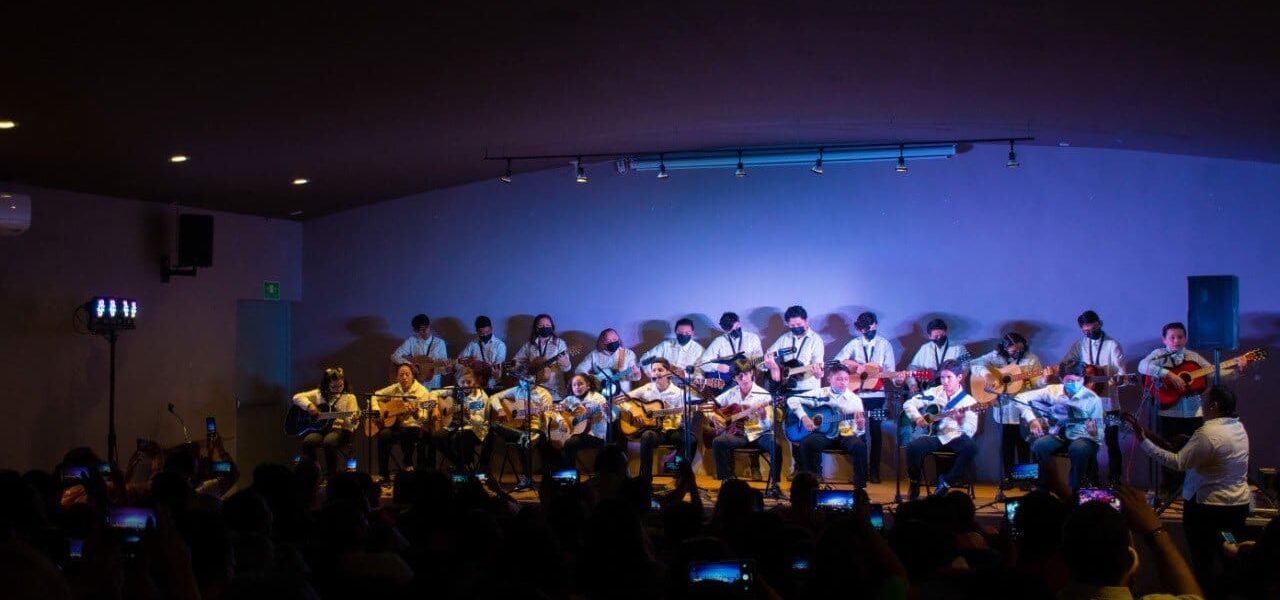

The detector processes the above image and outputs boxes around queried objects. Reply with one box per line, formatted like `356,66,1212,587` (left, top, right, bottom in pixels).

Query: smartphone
1005,498,1023,537
451,474,469,485
551,468,579,484
97,462,113,475
344,456,358,472
1078,487,1121,511
1011,462,1039,481
689,560,754,591
814,489,855,511
650,498,662,511
108,506,157,531
1221,531,1238,544
205,416,217,436
868,503,885,530
291,454,303,466
62,466,90,482
475,472,488,483
662,453,683,474
212,461,232,474
790,556,810,571
68,538,85,560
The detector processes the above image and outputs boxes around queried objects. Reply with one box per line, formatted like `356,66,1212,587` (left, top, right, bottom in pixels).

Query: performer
906,318,968,393
764,305,826,393
371,363,430,483
640,318,705,378
710,360,782,496
457,315,506,391
627,358,693,480
1063,310,1127,484
489,378,555,487
291,367,359,475
699,312,765,379
390,313,448,388
1137,322,1248,497
1125,386,1251,593
512,314,572,399
971,332,1045,486
425,368,491,472
576,328,641,397
550,373,610,472
787,363,870,488
833,311,895,483
1014,359,1103,491
903,359,978,499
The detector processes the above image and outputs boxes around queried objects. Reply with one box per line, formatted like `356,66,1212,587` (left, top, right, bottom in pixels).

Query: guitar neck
1184,355,1248,380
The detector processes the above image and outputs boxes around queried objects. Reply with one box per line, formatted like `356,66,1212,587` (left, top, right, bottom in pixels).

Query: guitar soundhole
812,416,823,427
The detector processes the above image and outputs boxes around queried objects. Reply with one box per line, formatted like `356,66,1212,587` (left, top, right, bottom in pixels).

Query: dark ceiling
3,3,1277,218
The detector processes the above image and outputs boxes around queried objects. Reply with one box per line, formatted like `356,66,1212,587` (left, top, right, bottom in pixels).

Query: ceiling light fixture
895,145,908,173
811,148,824,175
292,178,309,186
656,154,669,179
499,159,513,183
169,155,188,163
1006,140,1020,168
0,120,16,129
734,151,746,177
575,157,588,183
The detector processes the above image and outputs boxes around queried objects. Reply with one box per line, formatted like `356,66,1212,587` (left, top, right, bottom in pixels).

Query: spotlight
811,149,824,175
499,159,513,183
657,154,669,179
734,151,746,177
169,155,189,163
0,120,16,129
895,145,907,173
1006,140,1020,168
86,296,139,333
575,157,588,183
292,178,309,186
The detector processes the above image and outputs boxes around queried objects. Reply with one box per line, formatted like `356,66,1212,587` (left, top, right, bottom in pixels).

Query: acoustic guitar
370,398,437,434
969,365,1057,404
896,402,992,446
545,404,601,448
1142,348,1266,409
506,344,586,383
843,363,933,393
616,397,687,438
782,404,887,443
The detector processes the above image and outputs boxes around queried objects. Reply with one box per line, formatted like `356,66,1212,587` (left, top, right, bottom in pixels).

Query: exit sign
263,281,281,301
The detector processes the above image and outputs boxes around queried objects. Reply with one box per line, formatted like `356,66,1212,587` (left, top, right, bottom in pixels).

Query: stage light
734,151,746,177
629,144,957,173
811,149,824,175
292,178,309,186
499,159,513,183
86,296,139,333
169,155,188,163
0,120,15,129
895,145,907,173
657,154,669,179
1006,140,1020,168
575,157,588,183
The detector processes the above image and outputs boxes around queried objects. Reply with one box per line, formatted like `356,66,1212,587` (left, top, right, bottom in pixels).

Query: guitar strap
1088,338,1100,366
933,341,948,371
942,389,969,412
862,341,872,364
729,333,740,355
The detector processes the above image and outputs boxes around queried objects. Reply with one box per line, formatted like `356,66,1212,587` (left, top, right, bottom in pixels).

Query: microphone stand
668,367,701,476
511,376,544,491
351,390,419,476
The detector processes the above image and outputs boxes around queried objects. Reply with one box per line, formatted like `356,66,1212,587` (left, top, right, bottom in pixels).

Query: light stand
892,386,910,504
105,328,120,466
85,297,138,468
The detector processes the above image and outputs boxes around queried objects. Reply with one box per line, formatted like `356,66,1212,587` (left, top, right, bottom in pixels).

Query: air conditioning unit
0,193,31,236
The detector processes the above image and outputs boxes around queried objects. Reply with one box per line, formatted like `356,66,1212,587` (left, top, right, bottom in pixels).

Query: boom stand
669,368,699,475
975,393,1014,511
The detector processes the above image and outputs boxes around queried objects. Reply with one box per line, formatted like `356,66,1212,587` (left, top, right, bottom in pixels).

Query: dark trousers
1183,499,1250,596
1158,416,1203,494
376,425,421,476
1031,436,1099,491
1104,410,1123,482
998,423,1032,480
797,432,868,487
906,434,977,483
711,432,782,486
481,423,537,477
861,396,886,478
637,428,690,479
561,434,605,472
300,429,350,474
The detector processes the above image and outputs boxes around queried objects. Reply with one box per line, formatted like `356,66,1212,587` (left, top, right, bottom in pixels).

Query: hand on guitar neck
1115,412,1186,452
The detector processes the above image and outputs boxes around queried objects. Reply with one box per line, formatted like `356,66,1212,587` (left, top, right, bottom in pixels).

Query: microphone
167,403,192,444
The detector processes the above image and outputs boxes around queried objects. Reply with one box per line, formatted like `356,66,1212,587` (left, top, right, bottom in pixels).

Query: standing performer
764,305,826,393
457,315,506,391
291,367,359,475
906,318,968,393
513,314,573,399
576,328,641,397
371,363,430,483
640,318,705,378
834,311,895,483
903,359,979,499
390,314,448,389
971,332,1045,487
700,312,765,380
1063,310,1127,484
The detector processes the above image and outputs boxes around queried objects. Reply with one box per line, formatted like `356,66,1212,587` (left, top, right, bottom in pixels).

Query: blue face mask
1064,381,1083,396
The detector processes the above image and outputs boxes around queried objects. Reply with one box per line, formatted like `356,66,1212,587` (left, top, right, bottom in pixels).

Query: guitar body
498,396,544,431
969,365,1048,404
379,398,418,430
283,404,356,438
1083,364,1110,395
546,406,595,448
701,404,748,448
1144,362,1210,409
617,398,671,438
784,405,884,443
851,363,885,392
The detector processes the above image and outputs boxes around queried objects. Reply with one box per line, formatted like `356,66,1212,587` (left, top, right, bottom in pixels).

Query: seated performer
371,363,430,483
787,363,870,488
576,328,641,397
488,378,555,487
1014,359,1104,491
903,359,978,498
971,331,1046,487
513,313,573,399
547,373,610,472
457,315,506,391
425,368,491,472
710,360,782,496
626,358,693,480
390,313,448,388
291,367,359,475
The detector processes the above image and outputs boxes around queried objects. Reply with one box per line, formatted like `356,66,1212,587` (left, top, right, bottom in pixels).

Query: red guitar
1143,349,1266,409
841,362,932,393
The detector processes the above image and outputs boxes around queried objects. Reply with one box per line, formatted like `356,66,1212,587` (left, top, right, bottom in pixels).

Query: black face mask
1087,329,1104,340
728,329,742,339
1008,351,1024,361
537,326,553,338
932,336,948,347
605,341,622,352
479,334,492,343
790,326,806,337
676,334,693,345
863,330,877,341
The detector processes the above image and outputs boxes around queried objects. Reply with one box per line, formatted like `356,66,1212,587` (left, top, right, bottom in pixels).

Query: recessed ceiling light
1058,142,1070,147
0,120,16,129
289,210,304,217
292,178,309,186
169,155,188,163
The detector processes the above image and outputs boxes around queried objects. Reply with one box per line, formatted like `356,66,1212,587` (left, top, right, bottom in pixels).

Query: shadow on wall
316,316,400,396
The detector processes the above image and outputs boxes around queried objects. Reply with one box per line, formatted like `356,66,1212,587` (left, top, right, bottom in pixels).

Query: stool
923,451,975,497
731,447,771,481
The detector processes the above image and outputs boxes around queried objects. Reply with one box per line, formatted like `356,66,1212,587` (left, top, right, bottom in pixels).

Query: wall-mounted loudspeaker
1187,275,1239,350
177,214,213,267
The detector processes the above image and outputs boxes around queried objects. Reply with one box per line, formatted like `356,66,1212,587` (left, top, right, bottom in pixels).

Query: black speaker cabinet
177,214,214,268
1187,275,1238,350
